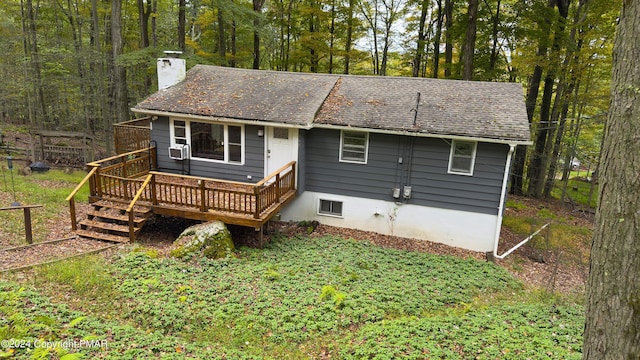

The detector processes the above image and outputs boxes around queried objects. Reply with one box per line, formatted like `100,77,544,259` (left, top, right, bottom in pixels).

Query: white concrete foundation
280,191,499,252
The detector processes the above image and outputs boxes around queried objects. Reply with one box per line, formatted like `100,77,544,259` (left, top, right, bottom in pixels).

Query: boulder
170,221,235,260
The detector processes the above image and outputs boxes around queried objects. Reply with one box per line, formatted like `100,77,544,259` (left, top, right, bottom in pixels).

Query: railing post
69,198,77,231
150,174,158,205
275,173,281,202
122,155,127,178
95,167,103,197
253,186,260,219
199,180,207,212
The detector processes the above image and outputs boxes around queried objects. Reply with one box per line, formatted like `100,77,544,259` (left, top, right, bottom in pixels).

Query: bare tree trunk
217,8,226,63
230,19,237,67
328,0,336,74
344,0,354,74
111,0,128,154
253,0,265,69
151,0,157,47
25,0,47,126
432,0,443,78
461,0,478,80
178,0,186,52
413,0,431,77
527,0,570,197
137,0,151,48
543,0,589,197
444,0,453,78
487,0,501,78
509,0,556,195
583,0,640,356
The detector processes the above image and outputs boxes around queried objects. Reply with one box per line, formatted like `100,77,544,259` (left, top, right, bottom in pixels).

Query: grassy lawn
0,168,89,245
2,236,584,359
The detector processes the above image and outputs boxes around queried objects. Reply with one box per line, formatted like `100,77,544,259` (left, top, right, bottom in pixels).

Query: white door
266,127,298,177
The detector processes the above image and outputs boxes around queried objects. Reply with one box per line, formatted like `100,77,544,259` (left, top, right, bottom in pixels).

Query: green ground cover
2,235,584,359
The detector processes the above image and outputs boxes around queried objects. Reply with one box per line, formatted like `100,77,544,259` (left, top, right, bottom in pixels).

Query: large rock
170,221,235,260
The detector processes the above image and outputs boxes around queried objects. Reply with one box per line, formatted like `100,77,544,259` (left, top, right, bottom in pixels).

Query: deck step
93,200,152,214
87,209,147,225
79,219,141,234
76,229,130,243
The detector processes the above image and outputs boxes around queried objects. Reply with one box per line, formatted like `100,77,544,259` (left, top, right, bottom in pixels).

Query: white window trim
317,198,344,218
448,140,477,176
170,118,245,165
339,130,369,164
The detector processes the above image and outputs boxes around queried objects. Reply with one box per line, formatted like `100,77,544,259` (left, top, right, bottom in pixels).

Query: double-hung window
448,140,477,175
340,131,368,164
170,119,243,164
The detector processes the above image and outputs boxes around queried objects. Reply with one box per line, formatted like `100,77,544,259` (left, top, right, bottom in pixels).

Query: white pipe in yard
494,223,550,259
492,144,515,259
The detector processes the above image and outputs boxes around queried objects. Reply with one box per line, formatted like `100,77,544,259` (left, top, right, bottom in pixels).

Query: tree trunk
344,0,354,74
488,0,501,78
461,0,479,80
230,19,237,67
25,0,47,126
217,8,226,63
178,0,186,52
543,0,588,197
111,0,128,153
526,0,569,197
444,0,453,78
413,0,431,77
328,0,336,74
509,0,556,195
583,0,640,357
432,0,443,78
253,0,265,69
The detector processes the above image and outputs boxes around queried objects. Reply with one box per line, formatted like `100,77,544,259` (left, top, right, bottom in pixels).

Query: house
122,59,530,253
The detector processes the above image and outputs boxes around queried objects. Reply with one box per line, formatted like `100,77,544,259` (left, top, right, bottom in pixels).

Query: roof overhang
132,108,532,146
131,108,314,130
312,123,533,146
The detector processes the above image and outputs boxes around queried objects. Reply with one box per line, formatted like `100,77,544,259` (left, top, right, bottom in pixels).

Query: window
170,119,243,164
273,128,289,139
173,120,187,145
340,131,368,163
448,140,477,175
318,199,343,217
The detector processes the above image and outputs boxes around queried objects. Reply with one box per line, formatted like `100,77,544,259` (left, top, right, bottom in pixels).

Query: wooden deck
67,147,296,242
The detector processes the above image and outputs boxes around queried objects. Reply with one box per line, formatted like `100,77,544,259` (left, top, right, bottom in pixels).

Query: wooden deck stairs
67,147,297,244
75,200,152,243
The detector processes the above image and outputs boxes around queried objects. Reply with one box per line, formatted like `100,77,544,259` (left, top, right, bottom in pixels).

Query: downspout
492,144,515,259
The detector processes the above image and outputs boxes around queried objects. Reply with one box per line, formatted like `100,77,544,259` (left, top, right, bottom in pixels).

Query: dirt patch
2,192,592,295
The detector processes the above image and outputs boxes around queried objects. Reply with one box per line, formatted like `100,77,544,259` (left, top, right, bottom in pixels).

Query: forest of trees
0,0,620,197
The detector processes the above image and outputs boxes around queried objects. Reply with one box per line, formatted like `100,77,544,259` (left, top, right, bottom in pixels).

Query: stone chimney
157,51,186,90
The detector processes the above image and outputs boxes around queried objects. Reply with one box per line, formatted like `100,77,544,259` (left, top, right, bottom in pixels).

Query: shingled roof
133,65,530,143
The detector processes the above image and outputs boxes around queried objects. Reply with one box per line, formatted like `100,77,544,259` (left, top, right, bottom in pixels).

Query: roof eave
312,123,532,145
130,108,315,130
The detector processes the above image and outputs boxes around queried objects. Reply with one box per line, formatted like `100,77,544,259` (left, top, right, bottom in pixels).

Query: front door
266,127,298,178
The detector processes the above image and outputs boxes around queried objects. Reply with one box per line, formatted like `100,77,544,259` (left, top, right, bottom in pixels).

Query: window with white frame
340,131,368,163
448,140,477,175
170,119,244,164
318,199,343,217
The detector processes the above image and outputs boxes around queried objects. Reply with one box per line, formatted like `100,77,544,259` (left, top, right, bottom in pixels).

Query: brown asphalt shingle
135,65,339,126
134,65,530,142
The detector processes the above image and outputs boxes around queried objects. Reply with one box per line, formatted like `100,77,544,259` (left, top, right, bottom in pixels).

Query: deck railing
113,117,151,154
69,145,296,234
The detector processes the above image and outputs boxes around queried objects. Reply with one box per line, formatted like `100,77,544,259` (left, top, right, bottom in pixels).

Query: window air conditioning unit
168,145,188,160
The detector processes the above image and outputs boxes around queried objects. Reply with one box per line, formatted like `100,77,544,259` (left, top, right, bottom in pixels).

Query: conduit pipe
492,144,515,259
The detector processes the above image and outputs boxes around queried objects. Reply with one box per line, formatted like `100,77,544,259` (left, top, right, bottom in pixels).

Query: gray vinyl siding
297,131,307,193
303,128,507,215
151,116,264,182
